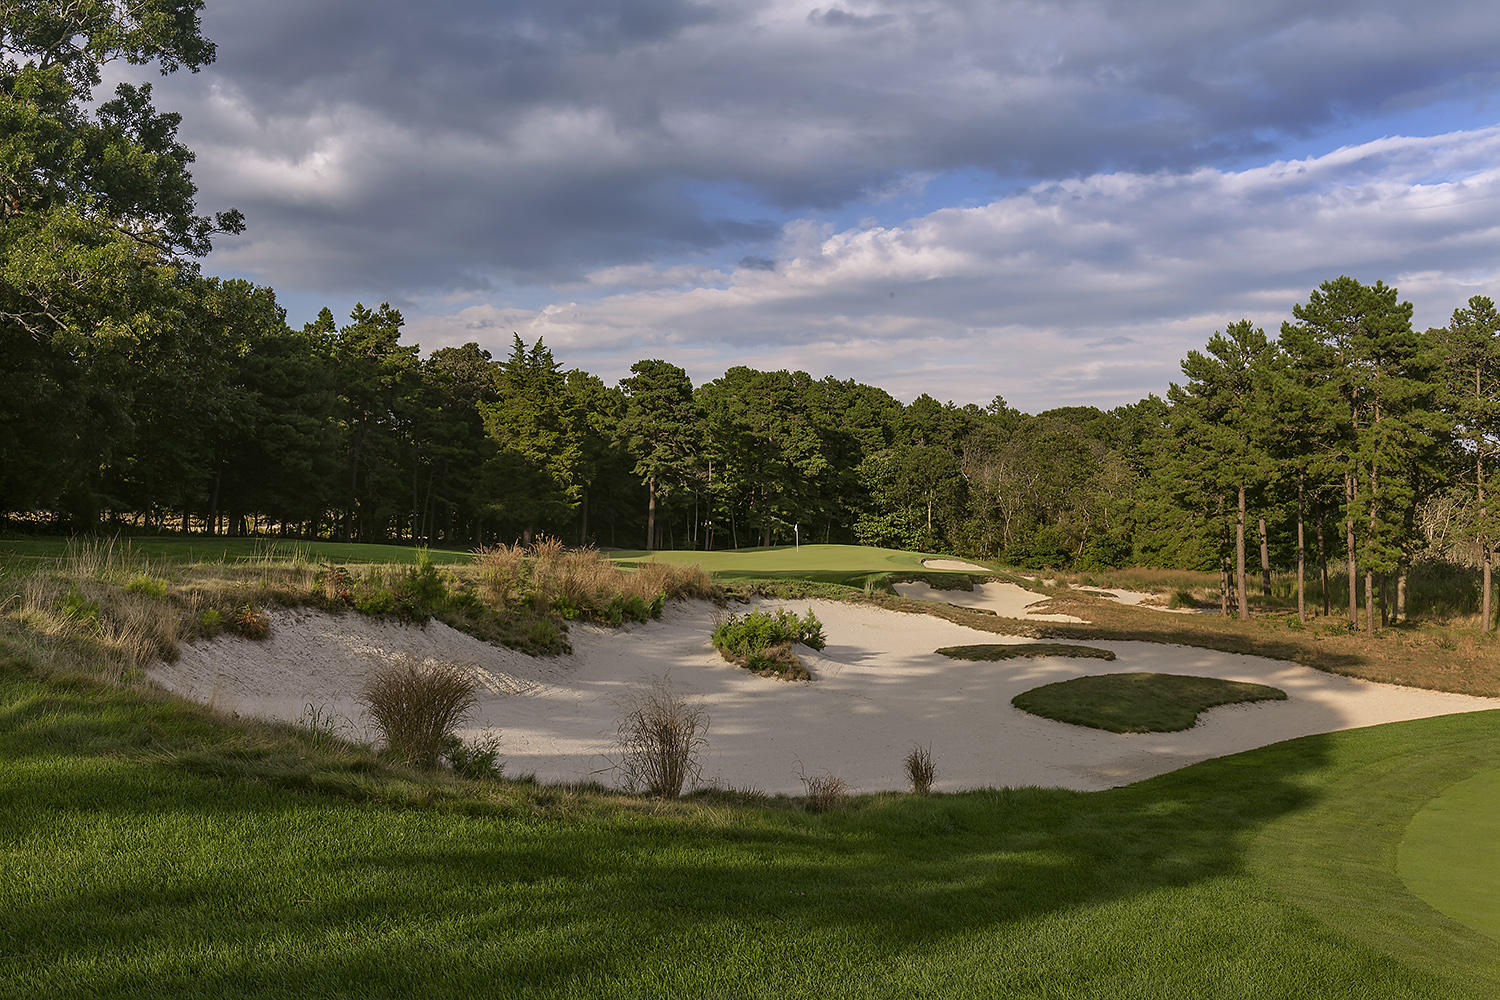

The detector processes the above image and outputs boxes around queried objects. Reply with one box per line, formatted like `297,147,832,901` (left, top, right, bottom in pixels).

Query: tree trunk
207,468,222,538
1257,516,1271,598
646,475,656,551
1236,485,1249,619
1346,473,1357,627
1296,479,1306,622
1365,571,1375,633
1482,548,1494,632
1396,567,1408,623
1317,512,1330,617
579,489,589,547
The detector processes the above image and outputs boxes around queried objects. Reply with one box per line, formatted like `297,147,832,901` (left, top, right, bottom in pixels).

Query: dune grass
2,662,1498,998
937,642,1117,661
1012,672,1289,733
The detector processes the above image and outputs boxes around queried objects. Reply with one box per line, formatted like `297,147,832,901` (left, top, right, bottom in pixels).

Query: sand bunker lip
1071,584,1212,615
149,601,1500,796
921,558,992,573
893,579,1086,623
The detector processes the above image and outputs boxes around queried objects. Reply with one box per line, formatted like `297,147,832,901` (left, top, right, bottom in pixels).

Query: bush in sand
360,654,478,768
904,744,937,795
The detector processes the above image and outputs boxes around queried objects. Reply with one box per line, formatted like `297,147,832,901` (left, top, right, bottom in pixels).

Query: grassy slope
3,661,1498,999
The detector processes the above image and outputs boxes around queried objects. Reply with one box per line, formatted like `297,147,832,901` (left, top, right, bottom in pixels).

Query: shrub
198,607,224,636
441,731,505,781
314,564,356,606
354,590,396,617
360,654,478,769
227,605,269,640
904,744,936,796
613,677,709,798
393,551,448,622
124,572,169,599
710,607,825,680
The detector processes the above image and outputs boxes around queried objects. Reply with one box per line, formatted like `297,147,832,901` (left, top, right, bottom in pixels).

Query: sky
133,0,1500,412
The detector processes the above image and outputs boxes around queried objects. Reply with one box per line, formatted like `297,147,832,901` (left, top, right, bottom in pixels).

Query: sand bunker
1072,585,1210,615
893,580,1086,623
922,558,992,573
150,601,1499,795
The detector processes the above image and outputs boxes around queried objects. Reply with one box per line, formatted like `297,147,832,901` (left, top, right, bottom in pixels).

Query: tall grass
612,677,709,798
360,654,478,769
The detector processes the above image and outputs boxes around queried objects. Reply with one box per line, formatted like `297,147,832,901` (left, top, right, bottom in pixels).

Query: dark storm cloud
144,0,1500,296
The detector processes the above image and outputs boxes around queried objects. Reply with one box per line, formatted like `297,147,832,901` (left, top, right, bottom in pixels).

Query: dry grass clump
475,543,527,605
797,766,850,812
475,537,716,625
904,744,936,796
613,676,709,798
359,653,478,769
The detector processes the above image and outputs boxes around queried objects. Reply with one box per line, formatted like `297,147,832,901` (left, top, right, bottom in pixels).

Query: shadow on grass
7,663,1498,999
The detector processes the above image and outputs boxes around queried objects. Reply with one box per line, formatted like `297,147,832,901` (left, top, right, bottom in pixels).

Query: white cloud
406,126,1500,411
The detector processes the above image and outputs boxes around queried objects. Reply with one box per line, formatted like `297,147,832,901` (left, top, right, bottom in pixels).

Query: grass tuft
612,677,709,798
904,744,936,795
359,654,478,768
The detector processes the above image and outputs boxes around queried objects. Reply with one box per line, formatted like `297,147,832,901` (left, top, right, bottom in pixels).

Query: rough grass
1012,672,1289,733
937,642,1117,661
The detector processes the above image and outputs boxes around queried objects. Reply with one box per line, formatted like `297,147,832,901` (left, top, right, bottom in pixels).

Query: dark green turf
937,643,1116,661
1397,766,1500,942
0,536,475,568
1012,672,1288,732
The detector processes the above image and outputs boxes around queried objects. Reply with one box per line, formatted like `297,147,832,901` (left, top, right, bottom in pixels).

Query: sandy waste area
149,593,1500,795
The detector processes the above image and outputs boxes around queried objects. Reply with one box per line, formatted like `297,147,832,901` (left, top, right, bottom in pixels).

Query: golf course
3,539,1497,998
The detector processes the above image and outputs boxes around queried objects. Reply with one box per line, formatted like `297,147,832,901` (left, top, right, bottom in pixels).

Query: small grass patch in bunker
1013,671,1288,733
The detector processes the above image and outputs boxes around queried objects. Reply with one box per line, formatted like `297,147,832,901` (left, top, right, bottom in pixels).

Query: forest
2,2,1497,631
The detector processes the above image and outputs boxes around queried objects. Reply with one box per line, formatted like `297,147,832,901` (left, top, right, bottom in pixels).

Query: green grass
1012,672,1289,733
1397,766,1500,941
3,663,1498,998
613,543,975,588
937,643,1117,661
0,535,476,569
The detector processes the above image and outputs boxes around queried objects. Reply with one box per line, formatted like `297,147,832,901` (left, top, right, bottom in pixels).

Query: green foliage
441,732,505,782
124,572,169,599
226,605,269,640
711,607,825,679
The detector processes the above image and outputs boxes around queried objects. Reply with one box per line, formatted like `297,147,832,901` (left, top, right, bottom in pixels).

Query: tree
1168,321,1277,618
479,336,582,542
1,0,241,525
1436,296,1500,631
620,360,700,550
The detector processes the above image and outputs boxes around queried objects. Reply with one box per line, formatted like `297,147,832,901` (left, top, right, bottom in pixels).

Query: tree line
2,3,1496,631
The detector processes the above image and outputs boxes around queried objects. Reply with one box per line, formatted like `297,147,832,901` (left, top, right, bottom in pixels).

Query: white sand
893,579,1086,623
922,558,992,572
150,601,1499,795
1072,585,1211,615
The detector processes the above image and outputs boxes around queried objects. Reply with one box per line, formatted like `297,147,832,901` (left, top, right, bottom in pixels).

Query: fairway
1398,767,1500,941
0,536,476,567
612,543,972,586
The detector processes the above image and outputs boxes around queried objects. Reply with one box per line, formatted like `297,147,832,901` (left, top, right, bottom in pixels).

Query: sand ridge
149,600,1500,795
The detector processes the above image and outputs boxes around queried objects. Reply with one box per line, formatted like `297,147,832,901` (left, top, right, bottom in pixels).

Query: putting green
1398,766,1500,941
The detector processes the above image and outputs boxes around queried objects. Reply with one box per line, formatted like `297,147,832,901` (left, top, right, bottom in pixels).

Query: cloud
135,0,1500,298
405,127,1500,411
